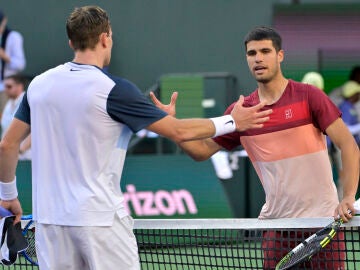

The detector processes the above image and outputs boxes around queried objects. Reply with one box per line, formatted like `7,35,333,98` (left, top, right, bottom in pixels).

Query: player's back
27,62,129,225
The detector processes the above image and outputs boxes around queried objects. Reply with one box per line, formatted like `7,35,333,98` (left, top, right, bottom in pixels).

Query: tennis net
2,217,360,269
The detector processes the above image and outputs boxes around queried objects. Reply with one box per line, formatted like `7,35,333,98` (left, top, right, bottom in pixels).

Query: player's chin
252,73,270,83
255,77,271,84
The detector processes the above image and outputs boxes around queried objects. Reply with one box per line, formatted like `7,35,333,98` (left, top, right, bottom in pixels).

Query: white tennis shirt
15,62,167,226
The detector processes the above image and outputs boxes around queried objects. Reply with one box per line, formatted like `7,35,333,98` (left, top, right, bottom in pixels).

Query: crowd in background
0,9,29,159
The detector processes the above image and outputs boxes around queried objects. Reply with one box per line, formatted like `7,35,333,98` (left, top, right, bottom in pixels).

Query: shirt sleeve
308,86,341,133
106,77,167,133
14,91,30,124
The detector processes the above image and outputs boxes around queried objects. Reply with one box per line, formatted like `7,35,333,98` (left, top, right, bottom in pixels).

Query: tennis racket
275,217,345,270
275,199,360,270
0,207,37,266
21,215,38,266
0,206,12,218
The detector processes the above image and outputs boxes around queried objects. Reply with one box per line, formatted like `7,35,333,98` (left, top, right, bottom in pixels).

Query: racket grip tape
0,206,13,217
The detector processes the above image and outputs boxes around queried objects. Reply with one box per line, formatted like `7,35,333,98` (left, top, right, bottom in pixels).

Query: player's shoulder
106,73,138,91
287,80,333,113
289,79,322,93
8,30,23,40
103,72,144,98
281,80,323,103
29,64,64,84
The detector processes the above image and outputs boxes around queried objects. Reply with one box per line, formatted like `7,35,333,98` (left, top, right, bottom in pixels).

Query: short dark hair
244,26,282,52
66,6,111,51
4,74,27,87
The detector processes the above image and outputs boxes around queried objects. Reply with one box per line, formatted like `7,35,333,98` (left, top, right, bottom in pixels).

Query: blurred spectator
0,9,26,120
1,74,31,160
301,71,324,91
338,80,360,145
329,66,360,108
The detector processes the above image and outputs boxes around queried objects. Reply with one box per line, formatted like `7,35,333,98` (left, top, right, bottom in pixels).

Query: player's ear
100,32,108,48
278,49,284,63
68,40,74,50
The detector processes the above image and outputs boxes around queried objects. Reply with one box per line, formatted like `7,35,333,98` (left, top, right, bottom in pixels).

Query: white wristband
210,115,236,137
0,177,18,200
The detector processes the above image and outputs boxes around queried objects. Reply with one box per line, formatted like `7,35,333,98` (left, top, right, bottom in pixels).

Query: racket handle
0,206,13,217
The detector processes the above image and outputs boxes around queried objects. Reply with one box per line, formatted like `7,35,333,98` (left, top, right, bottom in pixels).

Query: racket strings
21,226,38,265
24,228,37,258
278,234,328,269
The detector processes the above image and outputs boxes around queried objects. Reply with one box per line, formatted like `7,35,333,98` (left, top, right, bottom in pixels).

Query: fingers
335,201,355,223
254,117,269,125
170,92,178,105
13,214,22,224
233,95,244,109
231,97,273,131
149,92,160,105
234,97,272,117
256,108,272,117
253,114,271,125
338,212,352,223
251,123,266,129
237,95,245,105
249,103,272,119
250,99,268,111
253,107,272,123
1,199,23,224
336,210,352,223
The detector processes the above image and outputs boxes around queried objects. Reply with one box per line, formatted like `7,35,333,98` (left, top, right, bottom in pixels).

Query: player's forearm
19,135,31,154
173,118,217,142
340,141,360,198
0,140,19,183
0,140,20,201
148,115,234,144
178,139,220,161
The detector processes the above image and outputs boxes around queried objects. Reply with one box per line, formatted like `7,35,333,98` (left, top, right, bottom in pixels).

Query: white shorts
35,214,140,270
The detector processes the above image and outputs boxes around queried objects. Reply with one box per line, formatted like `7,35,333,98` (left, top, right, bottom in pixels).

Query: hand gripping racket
275,202,360,270
0,207,37,266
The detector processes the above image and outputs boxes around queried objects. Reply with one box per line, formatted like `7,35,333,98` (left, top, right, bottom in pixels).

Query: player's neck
257,77,288,105
72,51,105,69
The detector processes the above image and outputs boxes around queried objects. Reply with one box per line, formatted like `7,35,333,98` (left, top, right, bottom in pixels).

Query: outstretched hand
149,91,178,117
231,95,272,131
